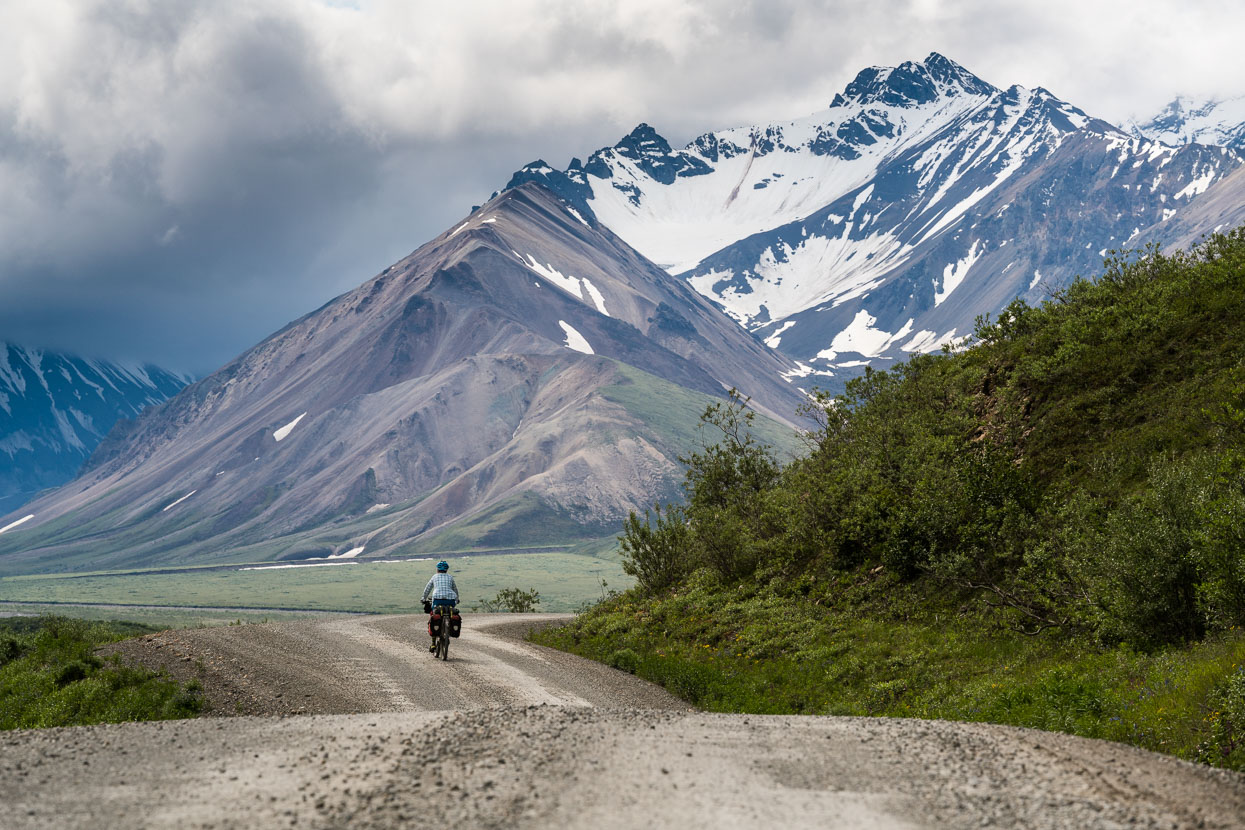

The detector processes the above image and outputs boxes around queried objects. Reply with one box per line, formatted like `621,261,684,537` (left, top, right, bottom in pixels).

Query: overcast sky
3,0,1242,374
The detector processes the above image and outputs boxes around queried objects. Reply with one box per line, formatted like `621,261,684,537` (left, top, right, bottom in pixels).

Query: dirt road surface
2,613,1243,829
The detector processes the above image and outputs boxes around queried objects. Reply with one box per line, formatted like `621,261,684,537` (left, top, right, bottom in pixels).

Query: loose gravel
2,614,1242,829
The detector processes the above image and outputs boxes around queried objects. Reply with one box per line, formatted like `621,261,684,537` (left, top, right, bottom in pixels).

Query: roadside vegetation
474,587,542,613
536,229,1245,771
0,616,203,730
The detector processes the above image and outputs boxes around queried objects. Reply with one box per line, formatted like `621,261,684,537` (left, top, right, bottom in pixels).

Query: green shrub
620,503,693,593
55,656,103,687
979,670,1115,736
0,635,22,668
1090,459,1207,646
1077,453,1245,646
1192,457,1245,631
1197,667,1245,769
0,615,202,730
650,656,718,704
475,587,541,613
607,648,641,674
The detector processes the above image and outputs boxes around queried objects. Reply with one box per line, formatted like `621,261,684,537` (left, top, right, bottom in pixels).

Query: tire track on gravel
4,614,1240,829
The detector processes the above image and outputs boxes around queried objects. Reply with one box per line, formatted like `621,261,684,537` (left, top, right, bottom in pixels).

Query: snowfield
273,412,307,442
558,321,594,355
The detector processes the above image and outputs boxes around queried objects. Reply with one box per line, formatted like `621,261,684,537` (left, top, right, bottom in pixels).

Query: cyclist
421,560,459,653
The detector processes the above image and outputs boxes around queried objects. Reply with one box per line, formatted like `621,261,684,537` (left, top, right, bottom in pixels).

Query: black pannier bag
449,612,462,638
428,612,443,638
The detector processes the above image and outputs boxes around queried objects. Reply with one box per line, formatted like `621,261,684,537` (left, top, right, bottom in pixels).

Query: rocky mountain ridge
506,53,1245,387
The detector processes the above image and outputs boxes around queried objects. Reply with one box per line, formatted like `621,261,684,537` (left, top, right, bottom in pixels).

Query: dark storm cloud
1,0,1240,374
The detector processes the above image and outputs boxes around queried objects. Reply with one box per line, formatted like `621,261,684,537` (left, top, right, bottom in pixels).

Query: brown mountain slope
0,185,806,573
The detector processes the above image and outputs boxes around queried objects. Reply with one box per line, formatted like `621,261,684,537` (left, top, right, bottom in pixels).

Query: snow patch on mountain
523,254,581,295
817,310,915,362
273,412,306,442
521,255,610,316
559,321,594,355
901,329,960,353
764,321,797,348
0,514,34,534
936,240,984,306
162,491,197,511
1175,170,1217,200
691,222,913,326
580,279,610,316
329,546,365,559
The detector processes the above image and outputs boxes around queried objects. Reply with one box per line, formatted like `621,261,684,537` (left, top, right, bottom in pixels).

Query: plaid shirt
422,572,459,602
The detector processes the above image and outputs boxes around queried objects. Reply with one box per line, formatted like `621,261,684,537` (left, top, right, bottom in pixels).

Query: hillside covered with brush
539,229,1245,770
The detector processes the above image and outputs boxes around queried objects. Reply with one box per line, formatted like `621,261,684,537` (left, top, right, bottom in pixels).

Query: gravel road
2,614,1243,829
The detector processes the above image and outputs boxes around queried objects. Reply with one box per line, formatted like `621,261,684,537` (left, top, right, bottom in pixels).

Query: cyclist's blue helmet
436,560,449,572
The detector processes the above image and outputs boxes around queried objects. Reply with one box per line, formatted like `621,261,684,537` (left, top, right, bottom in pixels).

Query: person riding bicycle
421,560,459,653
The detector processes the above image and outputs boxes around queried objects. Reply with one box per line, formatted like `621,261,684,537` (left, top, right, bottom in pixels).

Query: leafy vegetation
474,587,542,613
537,574,1245,766
538,229,1245,770
0,616,203,730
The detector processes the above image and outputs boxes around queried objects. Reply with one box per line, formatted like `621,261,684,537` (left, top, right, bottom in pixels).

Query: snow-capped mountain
507,53,1244,384
0,344,188,515
0,185,805,572
1127,96,1245,151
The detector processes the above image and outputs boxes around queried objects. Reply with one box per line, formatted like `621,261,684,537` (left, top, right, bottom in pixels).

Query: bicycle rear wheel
439,628,450,660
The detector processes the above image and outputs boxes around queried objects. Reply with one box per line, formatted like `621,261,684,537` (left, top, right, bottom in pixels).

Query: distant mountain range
1127,95,1245,151
0,344,188,515
3,52,1243,573
506,53,1245,385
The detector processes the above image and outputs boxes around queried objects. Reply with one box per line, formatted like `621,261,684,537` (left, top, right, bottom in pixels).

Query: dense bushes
621,228,1245,649
0,616,203,730
535,573,1245,768
1199,666,1245,768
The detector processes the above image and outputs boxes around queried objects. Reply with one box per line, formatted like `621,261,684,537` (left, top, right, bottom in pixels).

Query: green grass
0,616,203,730
601,361,804,461
0,552,631,613
535,569,1245,770
409,492,618,552
0,604,332,629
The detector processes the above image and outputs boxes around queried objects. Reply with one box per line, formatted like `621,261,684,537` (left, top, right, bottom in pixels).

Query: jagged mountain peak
830,52,996,109
614,123,673,157
499,53,1099,275
493,54,1243,397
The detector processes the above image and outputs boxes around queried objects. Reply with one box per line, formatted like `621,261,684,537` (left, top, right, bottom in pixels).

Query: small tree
475,587,542,613
680,389,781,581
620,503,692,594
